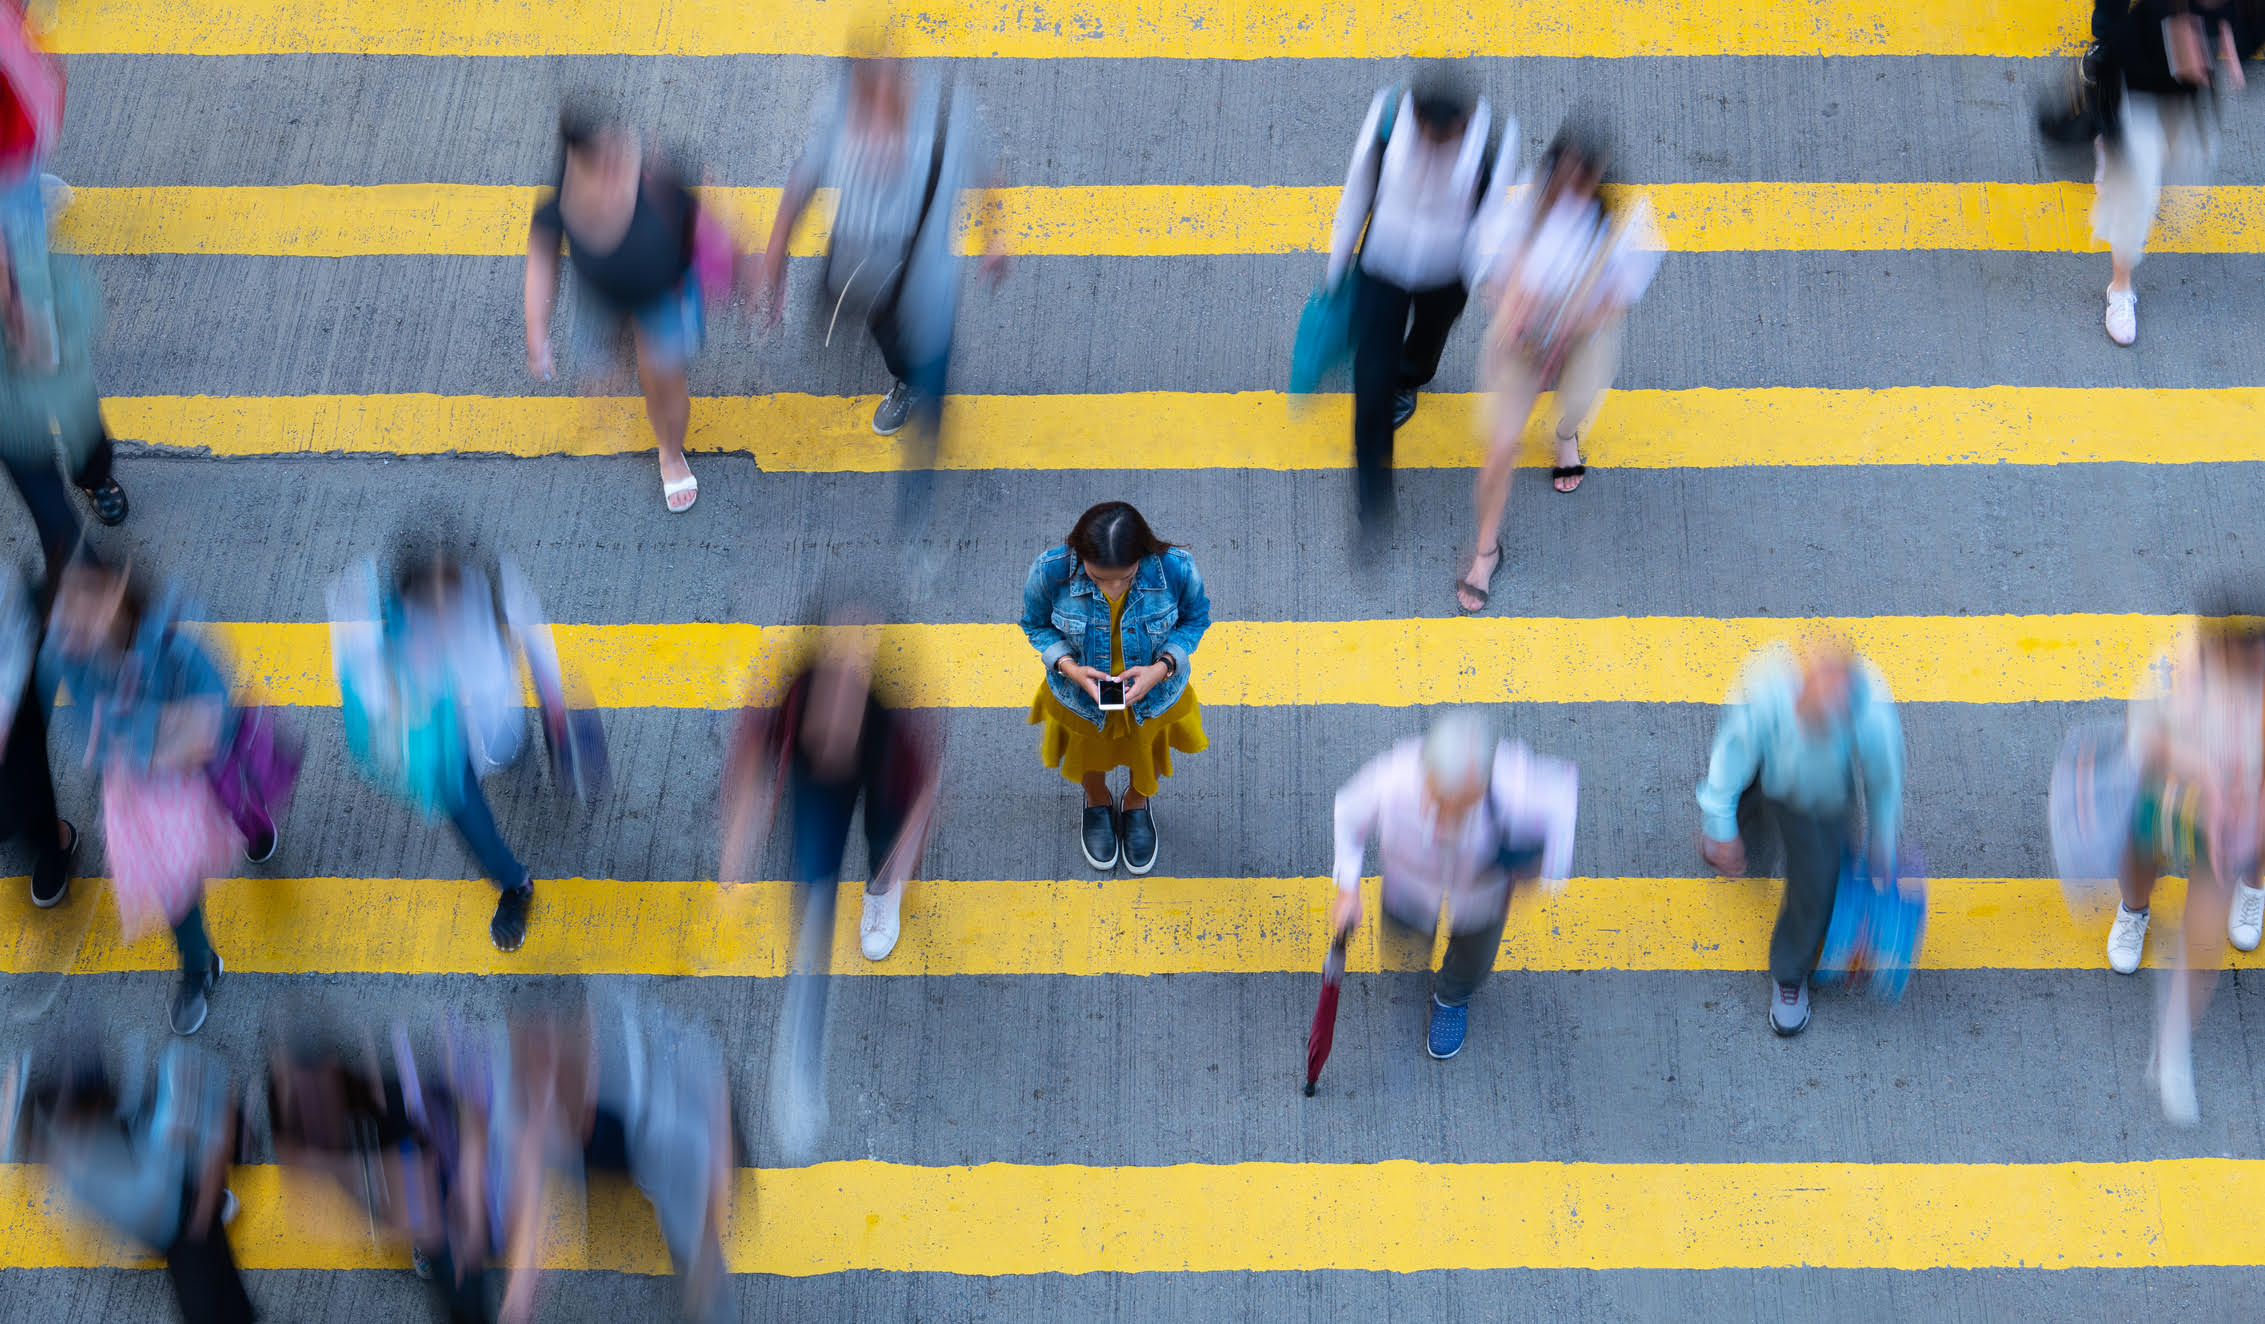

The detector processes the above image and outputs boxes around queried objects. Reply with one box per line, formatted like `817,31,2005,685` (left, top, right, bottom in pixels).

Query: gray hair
1421,709,1496,796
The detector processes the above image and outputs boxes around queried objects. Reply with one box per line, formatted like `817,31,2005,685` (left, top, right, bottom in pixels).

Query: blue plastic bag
1289,278,1356,396
1814,846,1927,1003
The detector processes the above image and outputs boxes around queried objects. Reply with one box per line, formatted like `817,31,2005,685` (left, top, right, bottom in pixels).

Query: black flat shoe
1120,806,1157,875
31,820,75,908
1080,803,1119,871
83,477,128,526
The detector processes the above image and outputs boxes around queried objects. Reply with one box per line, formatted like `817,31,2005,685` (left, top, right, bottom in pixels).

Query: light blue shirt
1696,648,1906,858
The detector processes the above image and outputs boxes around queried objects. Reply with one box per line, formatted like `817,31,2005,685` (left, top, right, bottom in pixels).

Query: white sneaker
2106,904,2149,975
2230,884,2265,952
2104,287,2137,346
859,883,902,961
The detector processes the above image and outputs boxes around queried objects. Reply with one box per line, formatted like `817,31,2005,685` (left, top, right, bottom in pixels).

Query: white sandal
663,471,698,513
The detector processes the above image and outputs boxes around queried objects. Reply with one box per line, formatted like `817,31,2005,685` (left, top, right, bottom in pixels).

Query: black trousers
1351,271,1468,525
3,431,114,581
164,1201,257,1324
0,672,63,871
1740,783,1848,985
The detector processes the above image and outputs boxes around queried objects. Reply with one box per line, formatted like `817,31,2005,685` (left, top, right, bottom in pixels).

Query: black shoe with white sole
31,820,75,908
171,956,222,1036
1120,805,1157,875
1080,804,1119,871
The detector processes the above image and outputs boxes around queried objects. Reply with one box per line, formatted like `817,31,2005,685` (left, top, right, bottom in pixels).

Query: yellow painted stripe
36,0,2079,60
0,875,2213,978
102,386,2265,468
5,1158,2260,1272
195,613,2183,710
54,182,2264,258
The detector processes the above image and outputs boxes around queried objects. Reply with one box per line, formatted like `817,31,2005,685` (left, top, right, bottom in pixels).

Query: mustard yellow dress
1028,588,1208,798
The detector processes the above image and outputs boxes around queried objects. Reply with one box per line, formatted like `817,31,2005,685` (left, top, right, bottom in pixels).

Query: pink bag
102,759,241,940
691,205,736,300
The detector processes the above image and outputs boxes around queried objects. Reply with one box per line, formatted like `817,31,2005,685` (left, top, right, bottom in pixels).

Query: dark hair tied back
1065,501,1173,570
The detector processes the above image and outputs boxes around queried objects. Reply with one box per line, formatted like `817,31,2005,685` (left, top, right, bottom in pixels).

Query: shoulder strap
912,79,954,242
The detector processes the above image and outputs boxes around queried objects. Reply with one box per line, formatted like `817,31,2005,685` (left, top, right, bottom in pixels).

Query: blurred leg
445,762,529,890
1350,273,1413,531
1397,283,1469,392
1434,899,1511,1008
1768,801,1844,986
171,904,215,978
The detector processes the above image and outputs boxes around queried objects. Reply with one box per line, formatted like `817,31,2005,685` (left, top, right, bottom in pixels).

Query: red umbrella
1303,930,1351,1097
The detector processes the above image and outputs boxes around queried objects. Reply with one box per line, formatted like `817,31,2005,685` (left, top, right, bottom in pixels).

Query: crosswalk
8,0,2265,1318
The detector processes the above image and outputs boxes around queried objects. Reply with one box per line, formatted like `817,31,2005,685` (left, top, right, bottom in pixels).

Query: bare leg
1461,365,1540,612
2120,846,2158,912
1080,771,1111,809
633,328,693,487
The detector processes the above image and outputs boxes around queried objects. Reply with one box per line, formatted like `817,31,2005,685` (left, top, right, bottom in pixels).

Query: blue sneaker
1425,996,1468,1060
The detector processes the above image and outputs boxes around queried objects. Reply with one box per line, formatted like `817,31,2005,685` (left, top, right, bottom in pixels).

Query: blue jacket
41,586,235,774
1020,545,1210,731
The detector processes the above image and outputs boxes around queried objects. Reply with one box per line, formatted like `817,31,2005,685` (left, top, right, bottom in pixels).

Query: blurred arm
1325,89,1390,287
1852,670,1907,862
1696,694,1764,844
1332,752,1392,902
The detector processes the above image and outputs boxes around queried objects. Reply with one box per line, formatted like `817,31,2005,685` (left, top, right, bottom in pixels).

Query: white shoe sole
860,887,902,961
1121,810,1157,876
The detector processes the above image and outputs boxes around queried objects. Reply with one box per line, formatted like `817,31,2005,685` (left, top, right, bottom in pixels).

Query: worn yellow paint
100,385,2265,468
34,0,2080,59
0,875,2211,977
53,182,2261,258
6,1158,2261,1272
193,613,2183,710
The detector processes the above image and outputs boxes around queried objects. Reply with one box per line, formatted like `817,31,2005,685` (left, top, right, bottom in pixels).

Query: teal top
0,252,103,468
1696,646,1906,858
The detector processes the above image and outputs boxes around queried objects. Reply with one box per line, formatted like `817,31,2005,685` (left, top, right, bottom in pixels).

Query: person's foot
660,453,698,513
1391,388,1418,430
873,380,915,436
410,1247,434,1281
82,477,128,526
1769,978,1810,1037
1426,996,1468,1059
2230,884,2265,953
2105,286,2137,346
31,820,75,908
490,882,533,953
2152,1034,2199,1127
1121,805,1157,875
40,174,71,218
860,882,904,961
1080,802,1119,871
2106,903,2149,974
1455,540,1504,614
1551,432,1587,493
242,812,278,865
170,956,221,1037
219,1189,239,1227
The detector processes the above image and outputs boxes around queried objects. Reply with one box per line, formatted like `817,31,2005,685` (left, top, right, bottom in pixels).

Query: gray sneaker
170,956,222,1037
872,381,914,436
1769,978,1810,1037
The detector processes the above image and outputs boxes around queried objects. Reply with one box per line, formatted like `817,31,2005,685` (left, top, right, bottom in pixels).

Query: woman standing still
1021,502,1210,874
523,106,712,512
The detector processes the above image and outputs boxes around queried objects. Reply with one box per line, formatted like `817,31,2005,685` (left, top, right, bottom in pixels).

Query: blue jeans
447,761,528,890
870,303,950,534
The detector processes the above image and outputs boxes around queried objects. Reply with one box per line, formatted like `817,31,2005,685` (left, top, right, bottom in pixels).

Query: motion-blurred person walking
0,244,128,576
2087,0,2264,345
2107,608,2265,1123
5,1042,254,1323
42,559,251,1035
1323,71,1510,540
0,569,72,905
1695,639,1906,1037
720,602,941,1156
331,544,586,954
0,1,68,367
1020,502,1210,876
758,34,1007,534
524,103,722,512
1456,123,1660,612
1329,710,1577,1060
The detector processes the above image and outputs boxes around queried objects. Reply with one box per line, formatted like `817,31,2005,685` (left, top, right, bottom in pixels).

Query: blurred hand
1700,834,1746,878
1330,889,1360,938
526,334,554,382
2168,14,2209,84
1118,661,1170,704
2221,22,2246,91
1056,658,1107,704
980,237,1010,285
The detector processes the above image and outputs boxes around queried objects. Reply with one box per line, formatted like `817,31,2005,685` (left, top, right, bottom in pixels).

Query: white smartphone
1096,677,1127,711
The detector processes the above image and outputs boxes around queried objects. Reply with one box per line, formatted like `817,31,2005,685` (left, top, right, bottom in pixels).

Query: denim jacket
41,586,235,774
1020,545,1211,731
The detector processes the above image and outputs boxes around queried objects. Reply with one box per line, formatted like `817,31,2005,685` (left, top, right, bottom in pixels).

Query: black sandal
1551,432,1586,493
1454,540,1506,614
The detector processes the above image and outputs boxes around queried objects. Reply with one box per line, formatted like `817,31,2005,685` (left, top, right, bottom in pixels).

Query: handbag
1289,278,1357,395
207,706,302,845
1814,846,1928,1003
103,759,240,940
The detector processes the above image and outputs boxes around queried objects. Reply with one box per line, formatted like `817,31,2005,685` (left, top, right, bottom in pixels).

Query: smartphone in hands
1097,677,1127,711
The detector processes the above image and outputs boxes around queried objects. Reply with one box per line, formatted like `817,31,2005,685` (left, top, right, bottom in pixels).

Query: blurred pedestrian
524,103,716,512
12,1043,254,1323
332,545,579,953
0,244,128,579
269,1029,487,1322
2088,0,2265,345
42,559,244,1035
0,568,73,905
758,38,1007,534
1323,71,1510,539
1329,710,1577,1059
1021,502,1210,875
0,1,67,366
1695,639,1906,1037
2110,609,2265,1123
481,1002,736,1323
1457,124,1660,612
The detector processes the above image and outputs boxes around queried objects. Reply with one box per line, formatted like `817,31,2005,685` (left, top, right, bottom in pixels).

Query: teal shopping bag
1289,277,1356,396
